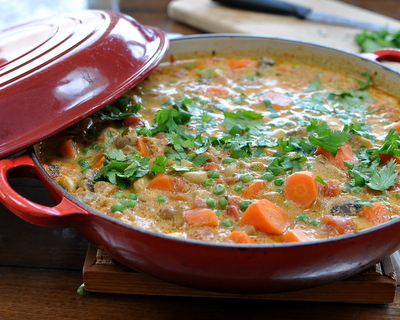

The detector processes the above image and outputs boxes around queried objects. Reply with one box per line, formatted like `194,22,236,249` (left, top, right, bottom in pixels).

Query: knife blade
212,0,398,32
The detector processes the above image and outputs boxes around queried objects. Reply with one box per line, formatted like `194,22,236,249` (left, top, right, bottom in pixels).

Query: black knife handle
212,0,312,19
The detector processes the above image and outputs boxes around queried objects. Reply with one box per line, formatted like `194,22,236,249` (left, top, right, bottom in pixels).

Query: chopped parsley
355,29,400,53
95,94,143,121
367,159,398,193
94,150,171,189
306,120,350,155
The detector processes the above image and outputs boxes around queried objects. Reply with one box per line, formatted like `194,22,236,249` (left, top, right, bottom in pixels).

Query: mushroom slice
157,206,184,227
323,196,362,216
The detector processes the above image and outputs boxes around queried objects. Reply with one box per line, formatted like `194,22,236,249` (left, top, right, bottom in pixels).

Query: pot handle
361,48,400,62
0,153,90,228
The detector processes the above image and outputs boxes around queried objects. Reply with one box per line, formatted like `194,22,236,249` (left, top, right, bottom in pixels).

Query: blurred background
0,0,119,30
0,1,398,32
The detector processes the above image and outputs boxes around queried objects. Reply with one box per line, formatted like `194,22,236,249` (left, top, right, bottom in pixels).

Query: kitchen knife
212,0,398,32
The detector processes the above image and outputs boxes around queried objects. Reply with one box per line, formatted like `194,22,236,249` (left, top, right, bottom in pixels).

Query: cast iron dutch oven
1,10,400,294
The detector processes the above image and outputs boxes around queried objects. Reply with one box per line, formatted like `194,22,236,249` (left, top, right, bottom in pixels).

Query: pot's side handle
0,153,90,228
361,48,400,63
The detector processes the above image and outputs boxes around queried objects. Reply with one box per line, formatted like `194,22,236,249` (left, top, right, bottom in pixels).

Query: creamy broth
40,56,400,244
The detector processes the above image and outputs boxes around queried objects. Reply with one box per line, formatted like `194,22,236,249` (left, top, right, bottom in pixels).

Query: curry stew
40,56,400,244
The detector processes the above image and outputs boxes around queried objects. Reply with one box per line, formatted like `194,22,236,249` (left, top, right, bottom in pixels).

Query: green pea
213,184,225,195
78,159,90,170
203,178,215,187
122,200,137,208
309,219,320,226
261,172,274,182
274,178,285,186
220,219,235,228
239,200,253,211
128,193,138,200
296,213,309,222
222,157,235,164
233,184,244,192
156,195,168,203
218,197,228,209
113,192,125,199
208,168,220,179
111,203,124,213
275,187,283,193
241,173,254,183
81,148,91,155
205,197,215,209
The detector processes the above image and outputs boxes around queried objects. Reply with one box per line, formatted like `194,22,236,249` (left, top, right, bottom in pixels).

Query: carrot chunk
136,135,149,156
242,180,267,198
393,122,400,132
321,215,356,235
184,208,219,227
169,194,190,202
360,202,390,226
147,173,174,192
316,143,357,170
92,154,106,169
284,171,318,209
237,199,290,235
227,231,255,244
58,139,77,159
206,86,229,95
281,229,311,242
229,58,251,69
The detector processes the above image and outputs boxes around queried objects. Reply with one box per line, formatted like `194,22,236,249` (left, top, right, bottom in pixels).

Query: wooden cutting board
83,244,398,304
168,0,400,54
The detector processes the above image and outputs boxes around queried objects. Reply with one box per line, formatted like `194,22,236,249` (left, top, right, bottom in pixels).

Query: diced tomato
193,197,207,209
320,180,341,197
226,205,240,221
259,91,293,110
123,115,143,127
202,162,219,171
379,153,400,165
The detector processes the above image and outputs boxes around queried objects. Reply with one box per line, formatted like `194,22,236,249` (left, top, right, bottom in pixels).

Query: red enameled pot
1,11,400,294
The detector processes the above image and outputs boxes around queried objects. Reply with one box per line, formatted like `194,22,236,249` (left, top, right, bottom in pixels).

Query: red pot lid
0,10,169,158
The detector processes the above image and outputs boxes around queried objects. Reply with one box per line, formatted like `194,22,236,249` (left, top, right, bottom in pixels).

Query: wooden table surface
2,1,400,319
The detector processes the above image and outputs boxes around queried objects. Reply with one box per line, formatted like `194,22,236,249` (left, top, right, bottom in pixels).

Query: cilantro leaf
150,156,169,174
152,105,191,136
223,110,263,134
93,150,151,189
355,29,400,53
306,120,350,155
306,80,321,92
265,153,306,176
371,127,400,157
367,159,398,192
263,99,279,119
343,121,375,141
95,95,143,121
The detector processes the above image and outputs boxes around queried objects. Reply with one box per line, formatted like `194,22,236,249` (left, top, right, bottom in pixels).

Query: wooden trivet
83,244,397,304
